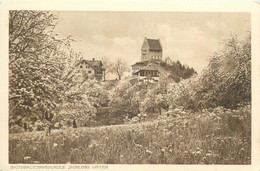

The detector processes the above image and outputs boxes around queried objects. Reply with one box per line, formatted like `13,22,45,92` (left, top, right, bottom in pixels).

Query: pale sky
54,12,250,74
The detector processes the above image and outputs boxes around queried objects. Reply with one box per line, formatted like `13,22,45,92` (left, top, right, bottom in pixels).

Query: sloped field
9,105,251,164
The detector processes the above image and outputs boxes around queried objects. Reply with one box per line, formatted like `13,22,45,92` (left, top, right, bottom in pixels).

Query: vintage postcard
0,0,260,171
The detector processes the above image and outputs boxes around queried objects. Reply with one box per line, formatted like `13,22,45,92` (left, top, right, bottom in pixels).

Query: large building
132,38,165,80
76,58,104,81
141,37,163,61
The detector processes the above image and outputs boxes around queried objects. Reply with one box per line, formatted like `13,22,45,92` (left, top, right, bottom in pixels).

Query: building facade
131,61,149,74
141,37,163,61
132,37,164,80
133,63,160,81
76,58,104,81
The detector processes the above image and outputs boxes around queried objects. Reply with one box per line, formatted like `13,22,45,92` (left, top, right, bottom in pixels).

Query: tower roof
146,38,162,51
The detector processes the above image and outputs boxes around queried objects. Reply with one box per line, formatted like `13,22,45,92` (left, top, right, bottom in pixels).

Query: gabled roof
148,59,165,64
133,63,158,75
131,61,149,67
77,59,103,71
136,62,169,77
142,64,158,71
85,60,103,68
147,38,162,51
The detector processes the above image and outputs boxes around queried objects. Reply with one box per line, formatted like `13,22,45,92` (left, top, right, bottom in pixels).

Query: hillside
9,105,250,164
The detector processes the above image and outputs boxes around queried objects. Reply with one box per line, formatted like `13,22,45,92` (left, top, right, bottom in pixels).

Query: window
86,65,88,68
88,71,92,74
80,65,82,68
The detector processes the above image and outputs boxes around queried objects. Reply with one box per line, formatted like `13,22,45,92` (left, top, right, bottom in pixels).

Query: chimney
92,58,95,61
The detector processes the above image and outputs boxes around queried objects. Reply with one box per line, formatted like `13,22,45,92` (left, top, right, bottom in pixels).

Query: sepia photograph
7,10,252,165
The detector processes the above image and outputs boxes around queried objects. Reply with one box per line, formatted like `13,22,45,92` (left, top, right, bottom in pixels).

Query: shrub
167,32,251,111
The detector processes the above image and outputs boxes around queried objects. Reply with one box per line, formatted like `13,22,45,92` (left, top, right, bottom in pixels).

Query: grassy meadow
9,105,251,164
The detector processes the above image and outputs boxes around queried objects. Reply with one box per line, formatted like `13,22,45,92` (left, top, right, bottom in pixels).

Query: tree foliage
101,56,113,81
9,11,64,127
167,32,251,111
112,58,129,80
9,11,100,131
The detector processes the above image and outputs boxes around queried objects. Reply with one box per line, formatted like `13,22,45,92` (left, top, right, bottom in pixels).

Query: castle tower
141,37,163,61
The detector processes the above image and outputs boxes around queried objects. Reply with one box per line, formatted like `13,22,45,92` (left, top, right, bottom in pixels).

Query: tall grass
9,105,250,164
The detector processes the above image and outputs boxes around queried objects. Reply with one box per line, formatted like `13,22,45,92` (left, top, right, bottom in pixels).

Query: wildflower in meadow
195,151,202,155
202,157,207,163
24,156,31,160
163,128,168,132
166,131,171,135
53,143,58,147
206,153,211,157
135,143,143,148
146,149,152,154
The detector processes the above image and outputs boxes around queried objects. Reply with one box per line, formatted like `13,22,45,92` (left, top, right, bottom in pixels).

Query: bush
167,32,251,111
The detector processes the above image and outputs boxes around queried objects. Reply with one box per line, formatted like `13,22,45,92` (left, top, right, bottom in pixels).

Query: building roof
133,63,158,75
134,62,169,77
142,64,158,71
85,60,103,68
131,61,149,67
148,59,165,64
147,38,162,51
77,59,103,71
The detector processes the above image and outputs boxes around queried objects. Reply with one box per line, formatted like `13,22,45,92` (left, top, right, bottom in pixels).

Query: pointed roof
146,38,162,51
142,64,158,71
131,61,149,66
85,60,103,68
76,59,103,71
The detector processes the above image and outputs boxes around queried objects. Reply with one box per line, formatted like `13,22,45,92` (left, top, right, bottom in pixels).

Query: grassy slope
9,106,251,164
